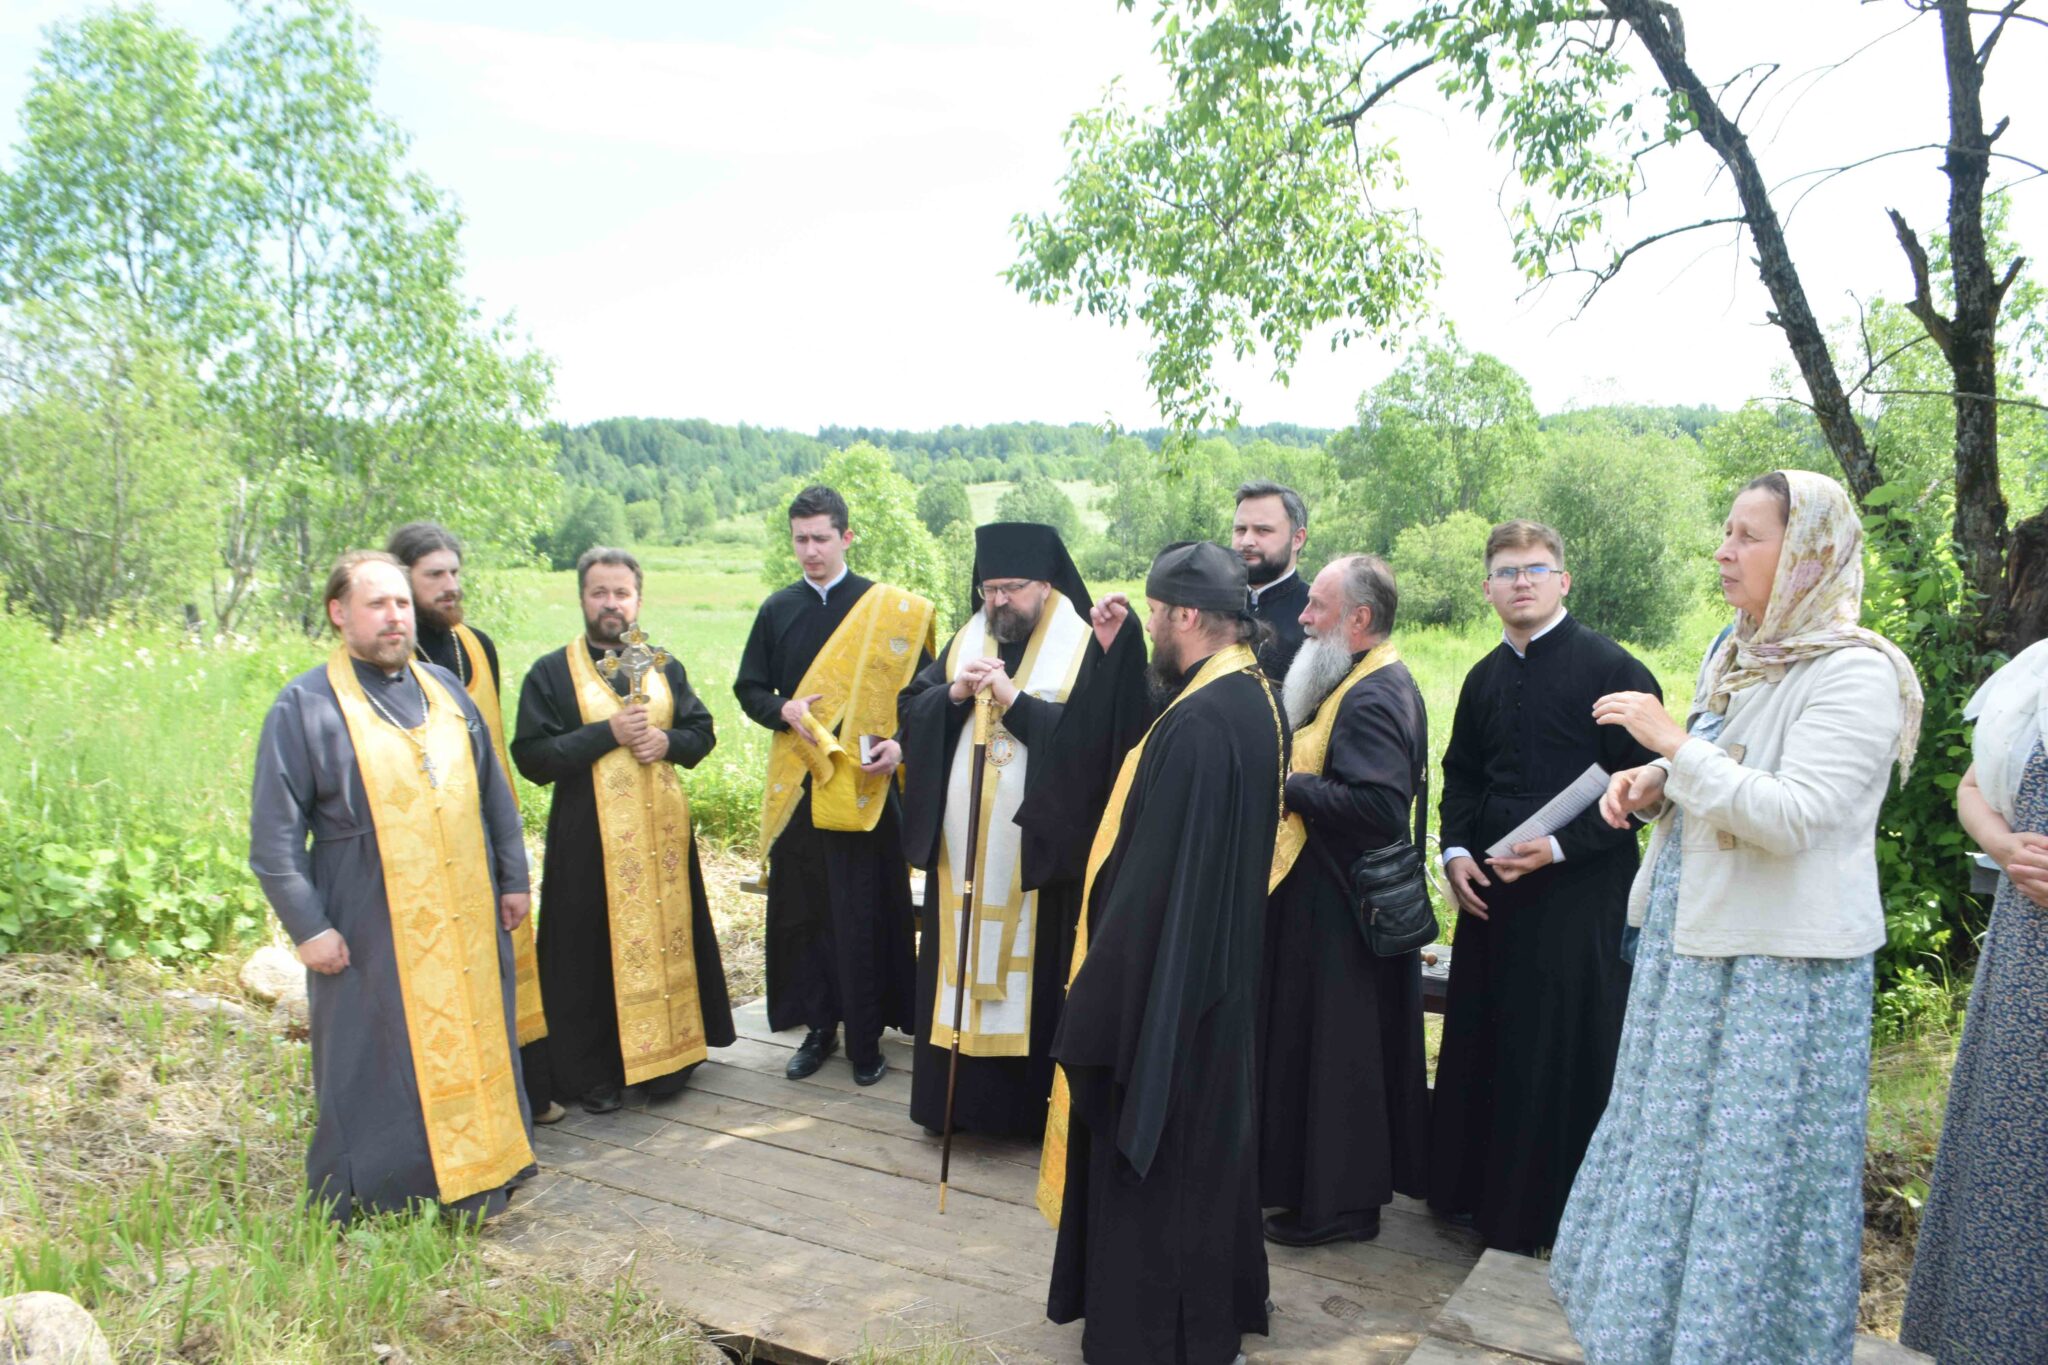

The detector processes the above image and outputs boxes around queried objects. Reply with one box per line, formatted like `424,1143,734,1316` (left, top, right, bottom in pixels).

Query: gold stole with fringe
1268,642,1400,891
757,583,935,870
325,650,533,1203
451,622,546,1047
566,642,708,1085
1035,642,1269,1225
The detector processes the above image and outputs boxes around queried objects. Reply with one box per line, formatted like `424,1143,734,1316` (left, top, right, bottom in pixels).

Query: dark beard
1145,633,1186,702
988,602,1038,644
416,597,462,633
586,610,628,644
1242,550,1288,587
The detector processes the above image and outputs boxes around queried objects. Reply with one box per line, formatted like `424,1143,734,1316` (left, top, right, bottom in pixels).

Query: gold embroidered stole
1035,642,1271,1225
324,650,533,1203
566,641,708,1085
757,582,936,867
929,592,1090,1058
1268,642,1401,891
452,622,545,1047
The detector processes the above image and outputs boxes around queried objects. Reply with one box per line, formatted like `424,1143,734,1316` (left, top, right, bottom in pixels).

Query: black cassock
734,574,923,1065
1429,613,1658,1252
1248,570,1309,681
897,617,1150,1138
413,618,498,692
1047,659,1282,1365
1258,660,1431,1235
511,644,736,1103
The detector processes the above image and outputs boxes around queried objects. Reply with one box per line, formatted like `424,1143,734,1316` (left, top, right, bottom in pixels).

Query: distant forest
548,417,1340,521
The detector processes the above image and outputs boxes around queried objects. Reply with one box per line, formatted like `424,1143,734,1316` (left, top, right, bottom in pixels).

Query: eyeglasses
979,581,1038,601
1487,565,1559,584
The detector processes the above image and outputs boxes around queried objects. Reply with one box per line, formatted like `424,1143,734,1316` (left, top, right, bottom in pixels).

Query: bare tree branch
1889,208,1957,358
1866,387,2048,413
1544,215,1748,313
1322,55,1437,128
1971,1,2048,63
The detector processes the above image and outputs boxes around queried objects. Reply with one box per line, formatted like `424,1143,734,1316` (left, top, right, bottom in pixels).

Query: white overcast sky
1,0,2042,431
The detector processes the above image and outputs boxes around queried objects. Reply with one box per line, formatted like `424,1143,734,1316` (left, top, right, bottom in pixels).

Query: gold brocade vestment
324,650,533,1204
566,641,710,1085
450,621,546,1047
758,583,935,868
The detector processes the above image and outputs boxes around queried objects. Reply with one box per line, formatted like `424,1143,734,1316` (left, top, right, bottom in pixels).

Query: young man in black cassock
1430,520,1660,1253
734,486,929,1087
1232,480,1311,681
512,548,734,1114
897,523,1149,1139
1044,540,1284,1365
1257,554,1431,1248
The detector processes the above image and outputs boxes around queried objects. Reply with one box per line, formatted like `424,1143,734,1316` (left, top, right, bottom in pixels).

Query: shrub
1390,511,1490,628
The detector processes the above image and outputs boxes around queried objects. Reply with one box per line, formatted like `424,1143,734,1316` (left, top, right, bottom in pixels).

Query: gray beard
1282,631,1354,729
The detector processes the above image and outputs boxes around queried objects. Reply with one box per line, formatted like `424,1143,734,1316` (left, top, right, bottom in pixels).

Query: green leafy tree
0,303,223,638
1328,343,1542,553
0,0,558,632
1008,0,2037,643
761,443,950,626
0,7,226,334
549,489,629,570
1532,422,1707,647
664,486,717,542
994,476,1082,543
1389,510,1491,629
917,475,973,536
624,498,664,543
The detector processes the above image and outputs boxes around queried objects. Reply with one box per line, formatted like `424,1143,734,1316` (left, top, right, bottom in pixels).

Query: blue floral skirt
1550,743,1871,1363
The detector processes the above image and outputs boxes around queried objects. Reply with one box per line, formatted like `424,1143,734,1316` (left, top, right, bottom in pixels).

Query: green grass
0,955,718,1363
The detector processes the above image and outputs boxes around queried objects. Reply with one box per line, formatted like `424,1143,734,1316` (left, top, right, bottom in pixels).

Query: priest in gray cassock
896,522,1150,1139
249,549,535,1223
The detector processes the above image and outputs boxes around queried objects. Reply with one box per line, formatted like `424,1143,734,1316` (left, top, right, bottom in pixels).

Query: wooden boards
1417,1250,1933,1365
499,997,1483,1363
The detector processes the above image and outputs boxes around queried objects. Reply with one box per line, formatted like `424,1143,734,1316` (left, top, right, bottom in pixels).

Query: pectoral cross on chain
597,622,671,705
419,750,442,789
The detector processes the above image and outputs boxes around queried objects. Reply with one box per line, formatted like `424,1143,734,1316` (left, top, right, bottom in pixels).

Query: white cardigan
1628,645,1905,958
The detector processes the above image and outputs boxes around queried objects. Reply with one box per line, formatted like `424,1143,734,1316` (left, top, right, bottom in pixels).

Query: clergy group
248,481,1661,1364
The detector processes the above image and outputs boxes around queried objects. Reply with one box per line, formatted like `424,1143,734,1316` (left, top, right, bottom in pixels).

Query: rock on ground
238,945,306,1007
0,1291,113,1365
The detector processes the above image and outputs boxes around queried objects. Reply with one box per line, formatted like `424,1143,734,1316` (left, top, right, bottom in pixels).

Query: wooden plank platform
498,996,1483,1363
1417,1250,1931,1365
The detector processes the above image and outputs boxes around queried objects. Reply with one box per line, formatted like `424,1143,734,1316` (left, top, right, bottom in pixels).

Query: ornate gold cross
597,622,671,705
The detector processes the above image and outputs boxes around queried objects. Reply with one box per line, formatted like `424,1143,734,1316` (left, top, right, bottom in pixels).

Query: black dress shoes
580,1085,623,1115
853,1056,888,1087
786,1027,838,1080
1263,1208,1380,1246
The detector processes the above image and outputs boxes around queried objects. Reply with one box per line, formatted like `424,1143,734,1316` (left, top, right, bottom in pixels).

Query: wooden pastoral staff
936,692,997,1212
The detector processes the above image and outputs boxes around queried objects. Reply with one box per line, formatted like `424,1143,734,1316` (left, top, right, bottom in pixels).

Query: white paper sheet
1484,762,1610,859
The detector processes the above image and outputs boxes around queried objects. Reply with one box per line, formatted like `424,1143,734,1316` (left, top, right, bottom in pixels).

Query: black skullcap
970,522,1093,617
1144,541,1249,613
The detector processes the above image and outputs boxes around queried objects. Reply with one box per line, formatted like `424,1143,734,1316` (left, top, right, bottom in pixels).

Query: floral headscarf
1691,469,1924,779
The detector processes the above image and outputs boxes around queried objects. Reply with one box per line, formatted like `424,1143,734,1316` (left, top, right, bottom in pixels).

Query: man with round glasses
1429,520,1662,1254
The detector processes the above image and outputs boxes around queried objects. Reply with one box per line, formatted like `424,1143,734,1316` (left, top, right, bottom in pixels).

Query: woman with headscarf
1547,470,1923,1362
1897,644,2048,1362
